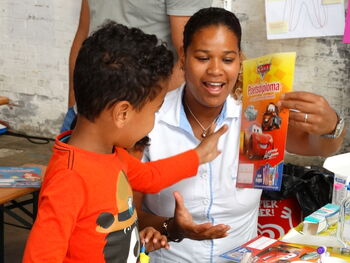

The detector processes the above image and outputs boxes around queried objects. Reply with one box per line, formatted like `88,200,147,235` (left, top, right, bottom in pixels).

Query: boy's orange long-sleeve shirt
23,132,198,263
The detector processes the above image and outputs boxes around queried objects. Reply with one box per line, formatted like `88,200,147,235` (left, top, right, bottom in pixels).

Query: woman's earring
232,64,243,101
234,87,242,101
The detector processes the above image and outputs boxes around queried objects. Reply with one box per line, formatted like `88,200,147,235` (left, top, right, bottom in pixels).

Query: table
0,188,39,263
282,224,350,261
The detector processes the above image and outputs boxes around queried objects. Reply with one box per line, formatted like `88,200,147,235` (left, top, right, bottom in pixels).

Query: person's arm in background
68,0,90,107
280,91,346,157
166,16,189,91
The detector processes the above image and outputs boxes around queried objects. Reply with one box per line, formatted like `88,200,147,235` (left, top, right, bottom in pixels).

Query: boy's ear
111,101,133,128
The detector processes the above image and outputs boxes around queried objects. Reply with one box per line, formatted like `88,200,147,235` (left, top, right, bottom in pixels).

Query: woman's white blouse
143,85,262,263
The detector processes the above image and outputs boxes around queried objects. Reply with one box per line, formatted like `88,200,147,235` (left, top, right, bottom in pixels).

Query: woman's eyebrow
223,50,238,55
194,49,238,55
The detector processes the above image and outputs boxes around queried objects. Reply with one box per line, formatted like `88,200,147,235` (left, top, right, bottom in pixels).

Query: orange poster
237,52,296,191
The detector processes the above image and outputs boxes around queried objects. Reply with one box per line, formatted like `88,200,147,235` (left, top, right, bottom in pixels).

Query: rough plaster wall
0,1,349,164
0,0,81,137
214,0,350,165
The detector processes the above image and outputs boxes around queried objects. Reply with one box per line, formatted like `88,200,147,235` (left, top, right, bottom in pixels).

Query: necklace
185,102,219,138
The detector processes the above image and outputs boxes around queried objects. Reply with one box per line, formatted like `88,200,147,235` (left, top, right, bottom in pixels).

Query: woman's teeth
204,82,224,88
207,82,223,87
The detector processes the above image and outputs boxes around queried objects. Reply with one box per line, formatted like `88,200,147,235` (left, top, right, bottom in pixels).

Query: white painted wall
0,0,349,158
0,0,81,136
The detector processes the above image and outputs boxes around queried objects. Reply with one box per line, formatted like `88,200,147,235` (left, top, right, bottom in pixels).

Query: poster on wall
265,0,346,40
344,2,350,43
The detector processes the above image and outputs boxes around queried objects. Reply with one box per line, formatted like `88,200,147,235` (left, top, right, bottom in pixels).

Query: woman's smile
202,81,226,95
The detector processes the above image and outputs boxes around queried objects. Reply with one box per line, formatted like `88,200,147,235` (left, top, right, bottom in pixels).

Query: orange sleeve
22,170,86,263
118,148,199,193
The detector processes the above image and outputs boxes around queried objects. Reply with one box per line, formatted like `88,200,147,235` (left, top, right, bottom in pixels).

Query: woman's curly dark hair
74,21,174,121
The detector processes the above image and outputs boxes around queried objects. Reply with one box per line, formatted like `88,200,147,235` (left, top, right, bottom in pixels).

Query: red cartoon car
244,124,274,160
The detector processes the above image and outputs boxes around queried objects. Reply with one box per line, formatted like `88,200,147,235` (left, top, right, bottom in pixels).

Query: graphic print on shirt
96,170,140,263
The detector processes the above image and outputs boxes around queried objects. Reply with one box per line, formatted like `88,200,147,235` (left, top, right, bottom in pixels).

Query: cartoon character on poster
262,103,281,131
243,124,274,160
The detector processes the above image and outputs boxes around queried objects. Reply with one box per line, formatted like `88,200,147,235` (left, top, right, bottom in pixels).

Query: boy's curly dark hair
74,21,174,121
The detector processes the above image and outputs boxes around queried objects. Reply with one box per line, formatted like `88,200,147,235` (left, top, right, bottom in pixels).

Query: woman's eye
223,58,234,63
196,57,209,61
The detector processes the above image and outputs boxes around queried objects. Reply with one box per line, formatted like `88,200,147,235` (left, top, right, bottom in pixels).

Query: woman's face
183,24,241,108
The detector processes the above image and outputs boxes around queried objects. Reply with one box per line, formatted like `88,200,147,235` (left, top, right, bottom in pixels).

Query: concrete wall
0,0,349,163
0,0,81,136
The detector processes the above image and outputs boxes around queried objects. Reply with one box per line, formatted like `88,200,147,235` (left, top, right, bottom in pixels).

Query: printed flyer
0,166,42,187
237,52,296,191
220,235,319,262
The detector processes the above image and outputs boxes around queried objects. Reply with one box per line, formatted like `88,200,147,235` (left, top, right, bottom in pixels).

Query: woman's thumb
174,191,185,211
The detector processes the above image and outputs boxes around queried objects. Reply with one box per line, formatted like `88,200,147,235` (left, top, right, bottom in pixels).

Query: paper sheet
265,0,346,40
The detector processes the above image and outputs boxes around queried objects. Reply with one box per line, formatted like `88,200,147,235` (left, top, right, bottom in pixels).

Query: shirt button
201,173,207,178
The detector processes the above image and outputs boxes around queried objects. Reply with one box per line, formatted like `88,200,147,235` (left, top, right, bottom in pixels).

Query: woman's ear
111,101,132,128
179,46,185,70
239,51,246,63
231,51,245,101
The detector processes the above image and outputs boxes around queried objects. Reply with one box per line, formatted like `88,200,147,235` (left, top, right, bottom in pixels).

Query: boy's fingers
207,124,228,137
152,231,163,243
144,231,154,243
160,235,168,246
207,123,217,135
213,124,228,137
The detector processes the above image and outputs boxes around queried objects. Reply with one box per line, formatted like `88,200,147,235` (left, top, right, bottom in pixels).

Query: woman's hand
279,91,344,156
278,91,338,136
171,191,230,240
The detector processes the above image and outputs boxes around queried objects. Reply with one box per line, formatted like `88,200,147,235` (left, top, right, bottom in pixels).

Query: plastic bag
262,163,334,217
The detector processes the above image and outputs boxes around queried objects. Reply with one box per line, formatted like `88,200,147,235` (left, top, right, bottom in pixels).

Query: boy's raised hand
139,227,169,251
195,124,228,164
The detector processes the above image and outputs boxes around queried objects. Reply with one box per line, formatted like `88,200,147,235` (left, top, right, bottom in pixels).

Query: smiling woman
182,23,241,139
137,8,258,262
135,7,346,263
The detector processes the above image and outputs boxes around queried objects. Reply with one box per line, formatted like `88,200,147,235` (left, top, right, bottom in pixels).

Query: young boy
22,21,227,263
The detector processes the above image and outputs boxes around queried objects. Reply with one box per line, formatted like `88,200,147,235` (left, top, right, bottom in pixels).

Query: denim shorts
60,106,77,132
